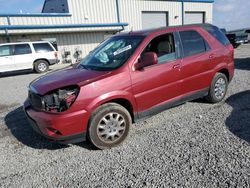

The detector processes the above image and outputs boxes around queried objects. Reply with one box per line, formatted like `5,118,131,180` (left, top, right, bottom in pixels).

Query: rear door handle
173,64,181,69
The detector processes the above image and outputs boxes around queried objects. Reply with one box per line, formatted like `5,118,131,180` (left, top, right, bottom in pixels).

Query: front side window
0,45,12,57
78,36,144,71
179,30,209,57
143,33,176,64
14,44,32,55
33,43,54,53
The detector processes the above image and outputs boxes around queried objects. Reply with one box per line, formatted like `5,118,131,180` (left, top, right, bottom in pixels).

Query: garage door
184,12,204,25
142,12,168,30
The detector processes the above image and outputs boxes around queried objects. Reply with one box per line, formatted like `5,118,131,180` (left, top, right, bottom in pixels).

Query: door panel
0,56,15,72
0,45,15,72
181,53,213,94
179,29,213,94
13,44,33,70
131,59,181,113
14,54,33,70
131,31,182,114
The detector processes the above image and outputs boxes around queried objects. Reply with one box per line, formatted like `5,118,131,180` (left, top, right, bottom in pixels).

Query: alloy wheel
97,112,126,143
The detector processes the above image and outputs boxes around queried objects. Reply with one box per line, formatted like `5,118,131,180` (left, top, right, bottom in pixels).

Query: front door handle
209,54,215,59
173,64,181,69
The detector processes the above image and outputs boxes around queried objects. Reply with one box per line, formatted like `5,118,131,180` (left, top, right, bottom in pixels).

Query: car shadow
4,106,94,150
0,69,35,78
234,57,250,71
225,90,250,143
0,67,57,78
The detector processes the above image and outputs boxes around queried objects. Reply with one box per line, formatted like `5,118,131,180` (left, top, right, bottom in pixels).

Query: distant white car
0,41,59,73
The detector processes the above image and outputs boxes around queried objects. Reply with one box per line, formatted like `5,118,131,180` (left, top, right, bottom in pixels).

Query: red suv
24,24,234,149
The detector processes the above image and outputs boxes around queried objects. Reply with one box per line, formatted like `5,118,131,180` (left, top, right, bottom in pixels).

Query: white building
0,0,214,62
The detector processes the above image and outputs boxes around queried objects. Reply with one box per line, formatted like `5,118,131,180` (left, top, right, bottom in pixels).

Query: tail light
226,44,234,61
230,45,234,60
54,52,58,58
42,85,79,112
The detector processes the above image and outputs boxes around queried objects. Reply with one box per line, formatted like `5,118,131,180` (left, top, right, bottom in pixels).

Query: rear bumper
228,61,235,82
48,59,60,65
23,99,90,144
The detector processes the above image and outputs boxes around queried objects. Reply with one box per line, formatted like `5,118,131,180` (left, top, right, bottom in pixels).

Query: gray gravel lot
0,45,250,187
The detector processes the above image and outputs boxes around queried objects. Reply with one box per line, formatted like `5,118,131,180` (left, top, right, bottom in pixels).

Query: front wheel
205,72,228,103
88,103,131,149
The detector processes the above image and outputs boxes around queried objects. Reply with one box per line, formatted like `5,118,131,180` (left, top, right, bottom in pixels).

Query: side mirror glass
134,52,158,70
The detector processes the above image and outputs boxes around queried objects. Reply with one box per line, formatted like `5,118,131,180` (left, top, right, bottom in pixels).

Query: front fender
86,91,137,113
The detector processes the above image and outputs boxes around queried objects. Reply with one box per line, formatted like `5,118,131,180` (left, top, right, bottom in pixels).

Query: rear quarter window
33,43,54,53
203,25,230,46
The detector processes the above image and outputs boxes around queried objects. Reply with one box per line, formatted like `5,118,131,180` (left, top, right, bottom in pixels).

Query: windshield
78,36,144,71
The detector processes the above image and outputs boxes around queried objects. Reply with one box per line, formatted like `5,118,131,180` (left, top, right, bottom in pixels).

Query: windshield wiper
78,64,90,70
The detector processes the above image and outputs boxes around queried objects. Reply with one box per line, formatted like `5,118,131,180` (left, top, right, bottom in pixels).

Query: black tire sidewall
34,60,49,73
88,103,131,149
207,73,228,103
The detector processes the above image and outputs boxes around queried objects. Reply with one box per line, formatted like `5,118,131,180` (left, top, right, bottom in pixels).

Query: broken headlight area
42,86,80,112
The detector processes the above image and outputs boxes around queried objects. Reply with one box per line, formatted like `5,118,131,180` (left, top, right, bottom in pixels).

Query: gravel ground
0,45,250,187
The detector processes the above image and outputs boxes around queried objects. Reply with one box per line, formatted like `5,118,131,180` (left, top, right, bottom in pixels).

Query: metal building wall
68,0,118,24
119,0,213,31
3,0,119,34
0,1,213,35
0,36,6,43
184,2,213,23
1,0,213,34
119,0,182,31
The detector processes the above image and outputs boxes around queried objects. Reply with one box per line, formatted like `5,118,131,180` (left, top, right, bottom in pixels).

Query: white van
0,41,59,73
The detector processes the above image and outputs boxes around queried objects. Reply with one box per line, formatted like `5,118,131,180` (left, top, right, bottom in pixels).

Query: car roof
116,23,213,37
0,41,51,46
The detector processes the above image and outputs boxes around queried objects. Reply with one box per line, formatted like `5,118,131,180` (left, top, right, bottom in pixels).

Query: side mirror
134,52,158,70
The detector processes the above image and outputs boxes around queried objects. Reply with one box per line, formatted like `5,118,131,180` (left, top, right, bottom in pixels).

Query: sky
0,0,249,31
213,0,250,31
0,0,44,14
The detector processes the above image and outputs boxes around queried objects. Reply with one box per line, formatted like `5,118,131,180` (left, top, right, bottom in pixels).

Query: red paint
24,24,234,141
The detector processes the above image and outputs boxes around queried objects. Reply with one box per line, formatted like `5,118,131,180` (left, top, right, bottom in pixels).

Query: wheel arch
104,98,135,123
218,68,230,81
213,62,230,81
33,58,50,66
86,92,137,123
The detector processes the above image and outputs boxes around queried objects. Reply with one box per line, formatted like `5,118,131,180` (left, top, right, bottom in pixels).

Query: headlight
43,85,80,112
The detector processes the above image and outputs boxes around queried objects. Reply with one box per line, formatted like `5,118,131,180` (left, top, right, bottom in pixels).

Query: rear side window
14,44,32,55
203,25,230,46
0,45,12,57
33,43,54,53
179,30,210,57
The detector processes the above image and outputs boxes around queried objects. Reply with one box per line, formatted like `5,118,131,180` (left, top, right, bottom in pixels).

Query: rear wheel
34,60,49,73
88,103,131,149
205,72,228,103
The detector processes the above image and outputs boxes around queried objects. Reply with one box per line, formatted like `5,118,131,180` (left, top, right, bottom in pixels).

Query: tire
88,103,132,150
34,60,49,73
205,72,228,103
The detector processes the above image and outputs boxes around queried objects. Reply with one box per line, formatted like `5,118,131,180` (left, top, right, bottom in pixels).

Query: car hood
30,67,111,95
